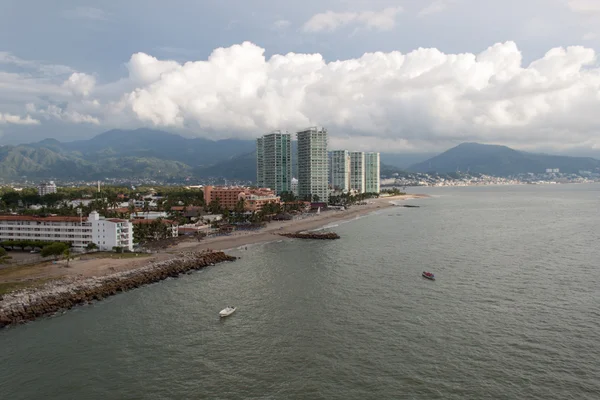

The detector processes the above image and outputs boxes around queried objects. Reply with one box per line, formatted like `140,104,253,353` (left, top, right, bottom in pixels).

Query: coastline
0,194,428,328
174,193,428,252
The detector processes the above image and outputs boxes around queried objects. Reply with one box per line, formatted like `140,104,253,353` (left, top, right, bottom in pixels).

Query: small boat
219,306,236,317
422,272,435,280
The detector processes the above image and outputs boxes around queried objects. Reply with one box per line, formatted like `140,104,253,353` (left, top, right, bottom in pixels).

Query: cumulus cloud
302,7,402,32
5,40,600,151
63,72,96,97
118,41,600,150
0,113,40,125
36,105,100,125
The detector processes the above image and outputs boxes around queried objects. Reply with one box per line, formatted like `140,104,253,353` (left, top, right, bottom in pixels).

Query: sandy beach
173,194,428,252
0,194,427,290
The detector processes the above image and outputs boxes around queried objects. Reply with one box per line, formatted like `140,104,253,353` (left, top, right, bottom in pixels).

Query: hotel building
364,152,381,194
0,211,133,252
330,150,380,194
202,186,280,212
256,131,292,195
330,150,351,193
297,127,329,202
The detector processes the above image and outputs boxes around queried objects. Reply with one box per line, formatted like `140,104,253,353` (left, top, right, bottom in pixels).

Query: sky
1,0,600,153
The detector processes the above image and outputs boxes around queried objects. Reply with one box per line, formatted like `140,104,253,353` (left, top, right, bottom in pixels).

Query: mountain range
0,129,598,181
407,142,600,175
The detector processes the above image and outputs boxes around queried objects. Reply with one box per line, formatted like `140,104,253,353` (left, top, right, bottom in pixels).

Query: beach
173,194,427,252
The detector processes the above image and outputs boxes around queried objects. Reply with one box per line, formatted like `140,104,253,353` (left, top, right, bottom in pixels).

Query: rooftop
0,215,83,223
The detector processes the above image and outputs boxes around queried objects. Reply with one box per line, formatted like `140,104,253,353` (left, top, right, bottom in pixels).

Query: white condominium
0,211,133,252
364,152,381,194
297,127,329,202
350,152,365,193
256,131,292,195
330,150,351,192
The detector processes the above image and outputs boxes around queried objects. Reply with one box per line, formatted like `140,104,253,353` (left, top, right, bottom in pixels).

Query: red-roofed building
0,211,133,252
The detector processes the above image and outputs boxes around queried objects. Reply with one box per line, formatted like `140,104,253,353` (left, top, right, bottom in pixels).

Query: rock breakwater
279,232,340,240
0,251,236,329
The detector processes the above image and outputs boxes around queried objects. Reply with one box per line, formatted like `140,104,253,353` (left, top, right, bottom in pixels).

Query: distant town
383,169,600,187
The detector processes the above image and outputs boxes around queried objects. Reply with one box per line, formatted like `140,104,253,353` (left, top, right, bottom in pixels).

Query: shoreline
174,194,429,252
0,194,428,328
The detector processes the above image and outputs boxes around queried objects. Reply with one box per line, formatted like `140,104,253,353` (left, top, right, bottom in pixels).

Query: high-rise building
297,127,328,202
256,137,264,187
364,152,381,194
256,131,292,195
330,150,351,192
38,181,57,197
350,152,365,193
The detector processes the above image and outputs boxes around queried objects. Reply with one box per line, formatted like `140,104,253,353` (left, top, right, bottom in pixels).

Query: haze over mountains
0,129,598,182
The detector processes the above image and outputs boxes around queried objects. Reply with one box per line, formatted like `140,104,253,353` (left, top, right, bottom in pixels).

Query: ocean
1,184,599,399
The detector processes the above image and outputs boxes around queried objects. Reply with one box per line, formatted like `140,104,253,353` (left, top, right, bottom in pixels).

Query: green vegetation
328,192,380,206
0,128,256,181
0,240,58,250
381,188,406,196
0,185,205,219
40,242,69,258
133,219,175,243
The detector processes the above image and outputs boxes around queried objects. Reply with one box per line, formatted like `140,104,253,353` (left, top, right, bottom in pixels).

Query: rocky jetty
279,231,340,240
0,250,236,329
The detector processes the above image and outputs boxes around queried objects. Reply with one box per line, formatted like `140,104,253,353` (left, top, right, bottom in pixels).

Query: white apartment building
291,178,298,196
38,181,57,196
0,211,133,252
364,152,381,193
350,152,365,193
89,211,134,251
330,150,351,193
297,127,329,202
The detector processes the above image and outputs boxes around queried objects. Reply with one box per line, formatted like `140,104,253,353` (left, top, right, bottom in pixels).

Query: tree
1,191,21,209
143,200,150,216
207,198,222,214
41,242,69,258
86,242,98,251
63,248,72,267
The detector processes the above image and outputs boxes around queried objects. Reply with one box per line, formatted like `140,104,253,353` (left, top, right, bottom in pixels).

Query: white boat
219,306,236,317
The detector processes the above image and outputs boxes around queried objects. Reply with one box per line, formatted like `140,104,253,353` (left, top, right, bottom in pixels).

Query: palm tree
63,248,72,267
143,200,150,217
